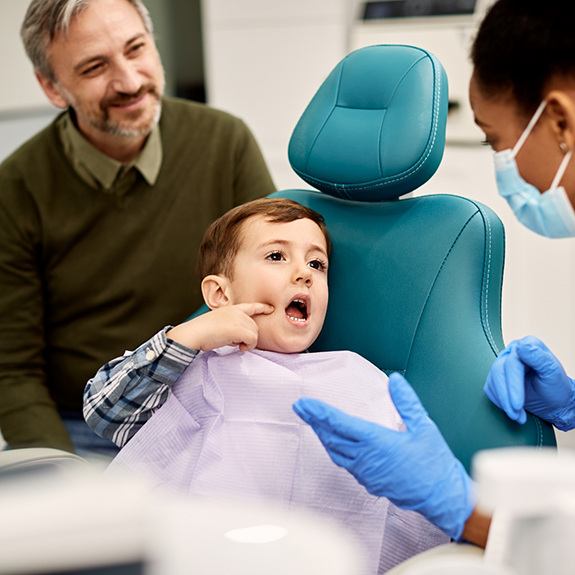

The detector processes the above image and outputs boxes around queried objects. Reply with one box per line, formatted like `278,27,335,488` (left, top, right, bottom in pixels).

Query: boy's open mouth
285,298,308,322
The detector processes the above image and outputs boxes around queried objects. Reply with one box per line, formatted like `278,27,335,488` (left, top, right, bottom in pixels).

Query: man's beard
59,74,165,139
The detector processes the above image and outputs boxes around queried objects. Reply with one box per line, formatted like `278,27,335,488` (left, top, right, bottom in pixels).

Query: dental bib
108,347,448,574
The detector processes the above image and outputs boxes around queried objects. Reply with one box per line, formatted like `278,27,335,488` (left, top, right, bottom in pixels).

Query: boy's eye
266,251,284,261
308,259,327,271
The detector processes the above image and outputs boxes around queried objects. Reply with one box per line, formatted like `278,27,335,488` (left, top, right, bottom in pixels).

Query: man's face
44,0,165,141
226,217,330,354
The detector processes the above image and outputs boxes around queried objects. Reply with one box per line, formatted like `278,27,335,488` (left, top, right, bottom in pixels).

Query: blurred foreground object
387,446,575,575
474,447,575,575
0,447,90,479
0,467,362,575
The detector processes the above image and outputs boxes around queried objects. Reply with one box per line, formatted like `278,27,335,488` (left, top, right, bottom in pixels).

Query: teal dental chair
271,44,556,472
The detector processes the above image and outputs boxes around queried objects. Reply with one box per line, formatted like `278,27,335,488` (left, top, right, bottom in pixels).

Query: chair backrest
273,45,555,472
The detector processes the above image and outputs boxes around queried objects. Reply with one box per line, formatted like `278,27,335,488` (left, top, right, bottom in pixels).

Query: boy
84,198,448,573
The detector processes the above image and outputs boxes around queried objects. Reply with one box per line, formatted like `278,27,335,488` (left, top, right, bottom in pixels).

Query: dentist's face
469,72,568,196
41,0,165,141
225,217,330,354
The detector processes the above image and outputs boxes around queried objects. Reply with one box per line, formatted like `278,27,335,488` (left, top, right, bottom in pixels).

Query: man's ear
201,275,233,310
545,90,575,151
35,71,69,109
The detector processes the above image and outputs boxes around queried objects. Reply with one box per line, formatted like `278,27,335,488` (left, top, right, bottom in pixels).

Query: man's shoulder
160,97,247,133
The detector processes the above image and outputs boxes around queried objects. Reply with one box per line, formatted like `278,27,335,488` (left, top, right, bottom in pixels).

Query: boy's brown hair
198,198,332,280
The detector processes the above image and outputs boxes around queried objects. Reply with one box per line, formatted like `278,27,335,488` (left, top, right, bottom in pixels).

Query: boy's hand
167,303,274,352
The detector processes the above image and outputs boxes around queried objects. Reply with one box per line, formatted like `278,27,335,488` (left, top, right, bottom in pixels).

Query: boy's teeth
287,315,306,322
285,298,308,321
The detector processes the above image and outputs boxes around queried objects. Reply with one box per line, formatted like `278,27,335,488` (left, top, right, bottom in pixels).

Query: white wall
200,0,354,190
0,0,52,112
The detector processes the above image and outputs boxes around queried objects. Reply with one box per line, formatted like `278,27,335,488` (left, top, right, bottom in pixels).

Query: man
0,0,275,457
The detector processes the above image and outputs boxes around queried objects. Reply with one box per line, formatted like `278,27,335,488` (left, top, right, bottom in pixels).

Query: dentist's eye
480,139,493,148
266,251,285,261
308,259,327,271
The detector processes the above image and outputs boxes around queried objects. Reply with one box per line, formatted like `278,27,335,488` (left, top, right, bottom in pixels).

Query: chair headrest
288,45,449,202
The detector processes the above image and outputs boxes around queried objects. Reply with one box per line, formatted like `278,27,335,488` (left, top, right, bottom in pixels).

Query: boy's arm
83,327,198,447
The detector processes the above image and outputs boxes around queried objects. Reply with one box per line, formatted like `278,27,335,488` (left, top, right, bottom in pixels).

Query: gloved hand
293,373,475,540
484,335,575,431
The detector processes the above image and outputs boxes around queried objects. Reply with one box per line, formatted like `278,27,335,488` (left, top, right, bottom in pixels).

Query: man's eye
128,43,145,56
308,259,326,271
266,251,284,261
82,63,103,75
481,139,493,148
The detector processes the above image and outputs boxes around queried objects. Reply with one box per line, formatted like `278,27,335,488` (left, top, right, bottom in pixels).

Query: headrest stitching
376,55,428,180
377,110,387,178
304,65,345,174
476,203,500,356
383,55,428,112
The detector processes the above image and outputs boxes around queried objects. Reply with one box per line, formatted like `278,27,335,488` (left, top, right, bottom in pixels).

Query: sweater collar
57,108,162,193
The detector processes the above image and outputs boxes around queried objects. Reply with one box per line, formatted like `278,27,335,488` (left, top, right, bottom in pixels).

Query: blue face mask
493,100,575,238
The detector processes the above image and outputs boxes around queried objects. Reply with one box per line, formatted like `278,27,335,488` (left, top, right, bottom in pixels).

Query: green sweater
0,97,275,450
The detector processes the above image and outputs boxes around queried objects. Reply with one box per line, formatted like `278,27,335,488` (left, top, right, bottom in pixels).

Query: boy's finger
237,302,275,316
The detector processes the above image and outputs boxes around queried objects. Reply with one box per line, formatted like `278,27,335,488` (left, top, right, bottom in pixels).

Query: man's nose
110,59,142,94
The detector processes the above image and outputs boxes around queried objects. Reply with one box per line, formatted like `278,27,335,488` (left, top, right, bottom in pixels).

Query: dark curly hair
471,0,575,115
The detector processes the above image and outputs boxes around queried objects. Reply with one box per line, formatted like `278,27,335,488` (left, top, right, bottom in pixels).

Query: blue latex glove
293,373,475,540
484,335,575,431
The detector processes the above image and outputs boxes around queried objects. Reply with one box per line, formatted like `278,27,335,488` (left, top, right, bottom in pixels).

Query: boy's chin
255,337,317,355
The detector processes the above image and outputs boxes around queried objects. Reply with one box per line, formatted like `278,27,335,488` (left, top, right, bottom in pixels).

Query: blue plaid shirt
83,327,198,447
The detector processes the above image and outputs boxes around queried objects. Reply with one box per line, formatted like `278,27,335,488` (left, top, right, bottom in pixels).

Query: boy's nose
294,264,313,285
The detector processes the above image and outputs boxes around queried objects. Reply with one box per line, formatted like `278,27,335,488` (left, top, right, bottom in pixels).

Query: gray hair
21,0,154,81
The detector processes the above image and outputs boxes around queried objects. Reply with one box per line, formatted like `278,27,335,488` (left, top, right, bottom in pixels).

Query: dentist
294,0,575,548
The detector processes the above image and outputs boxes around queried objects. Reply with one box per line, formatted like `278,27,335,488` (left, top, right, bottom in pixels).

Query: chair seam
304,64,344,174
377,55,427,177
476,203,500,356
534,417,543,446
404,210,478,368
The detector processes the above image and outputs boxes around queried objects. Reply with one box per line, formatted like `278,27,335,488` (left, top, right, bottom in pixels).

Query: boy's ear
201,275,233,310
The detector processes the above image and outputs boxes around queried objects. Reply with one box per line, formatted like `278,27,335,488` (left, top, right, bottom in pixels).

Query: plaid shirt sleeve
83,326,198,448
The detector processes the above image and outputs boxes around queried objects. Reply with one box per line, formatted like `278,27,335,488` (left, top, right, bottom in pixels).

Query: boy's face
226,216,329,353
